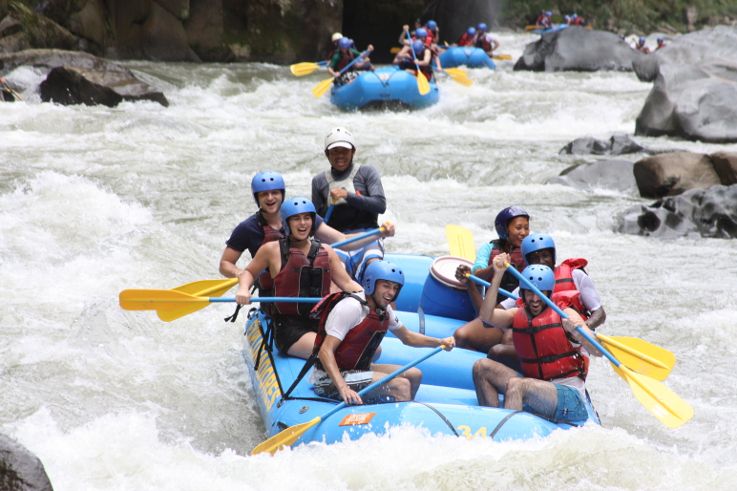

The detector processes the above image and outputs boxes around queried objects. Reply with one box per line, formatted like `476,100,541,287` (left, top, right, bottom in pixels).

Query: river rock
559,133,647,155
548,159,637,194
514,26,646,72
633,152,721,198
711,151,737,184
0,49,168,106
634,26,737,143
0,433,54,491
617,184,737,239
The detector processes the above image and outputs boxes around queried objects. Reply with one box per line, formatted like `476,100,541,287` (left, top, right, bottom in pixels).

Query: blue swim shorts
552,384,589,423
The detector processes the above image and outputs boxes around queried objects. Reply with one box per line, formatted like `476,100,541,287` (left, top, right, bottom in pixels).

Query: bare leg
472,358,519,407
369,363,421,402
504,377,558,419
454,318,503,352
286,331,316,359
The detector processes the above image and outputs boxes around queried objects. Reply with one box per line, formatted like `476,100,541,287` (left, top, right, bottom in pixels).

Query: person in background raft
235,197,363,359
326,32,343,61
635,36,651,54
472,257,601,423
425,19,439,44
456,27,476,47
311,260,455,404
328,37,374,86
219,171,395,280
312,127,389,282
393,39,434,81
656,37,666,50
398,20,428,46
452,207,530,354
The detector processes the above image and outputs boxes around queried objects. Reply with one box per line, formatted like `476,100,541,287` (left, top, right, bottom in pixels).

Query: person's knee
392,377,412,401
472,359,491,382
454,326,472,348
404,367,422,384
505,377,527,397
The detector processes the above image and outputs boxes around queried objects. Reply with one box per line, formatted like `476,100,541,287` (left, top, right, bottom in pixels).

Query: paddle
505,263,693,428
251,346,445,455
172,278,238,297
467,272,674,380
290,60,328,77
324,205,334,223
312,48,373,98
119,288,321,322
445,224,475,261
492,54,513,61
406,31,431,96
1,78,23,101
439,67,473,87
331,227,384,249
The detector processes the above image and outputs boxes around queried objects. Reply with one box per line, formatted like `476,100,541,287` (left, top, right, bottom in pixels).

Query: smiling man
310,260,455,404
311,127,388,281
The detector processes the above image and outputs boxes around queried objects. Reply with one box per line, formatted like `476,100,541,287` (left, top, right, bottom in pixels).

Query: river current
2,33,736,490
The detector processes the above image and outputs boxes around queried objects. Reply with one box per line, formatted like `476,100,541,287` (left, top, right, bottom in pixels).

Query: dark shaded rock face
514,26,646,72
634,26,737,143
633,151,737,198
617,184,737,239
548,159,637,194
559,133,646,156
0,433,54,491
1,49,168,106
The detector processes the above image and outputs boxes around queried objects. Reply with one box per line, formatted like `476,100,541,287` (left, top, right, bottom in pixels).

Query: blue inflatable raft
243,253,600,450
439,46,496,69
329,66,439,111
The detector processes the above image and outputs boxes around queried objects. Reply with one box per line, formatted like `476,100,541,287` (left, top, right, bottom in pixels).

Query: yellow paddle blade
290,62,321,77
598,334,675,381
119,289,209,322
492,54,513,61
172,278,238,297
443,67,473,87
311,77,335,98
416,70,431,96
445,224,475,261
251,417,321,455
613,364,694,429
390,47,401,55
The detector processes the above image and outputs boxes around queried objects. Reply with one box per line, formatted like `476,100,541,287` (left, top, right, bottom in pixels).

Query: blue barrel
419,256,476,321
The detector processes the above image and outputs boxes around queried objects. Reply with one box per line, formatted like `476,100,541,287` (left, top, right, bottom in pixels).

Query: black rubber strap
489,410,523,440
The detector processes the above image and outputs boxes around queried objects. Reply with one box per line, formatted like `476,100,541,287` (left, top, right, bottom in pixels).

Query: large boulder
634,26,737,143
633,152,721,198
617,184,737,239
514,26,647,72
0,49,168,106
548,159,637,194
0,433,54,491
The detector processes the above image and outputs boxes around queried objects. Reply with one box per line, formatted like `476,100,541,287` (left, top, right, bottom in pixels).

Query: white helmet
324,127,355,151
331,32,343,42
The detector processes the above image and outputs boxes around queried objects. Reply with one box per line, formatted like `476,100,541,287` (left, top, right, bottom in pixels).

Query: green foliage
501,0,737,32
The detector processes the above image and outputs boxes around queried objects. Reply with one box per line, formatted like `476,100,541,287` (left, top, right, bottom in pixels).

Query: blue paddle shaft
468,274,518,300
505,265,621,367
331,228,381,249
321,346,444,421
208,297,321,303
337,49,370,76
324,205,334,223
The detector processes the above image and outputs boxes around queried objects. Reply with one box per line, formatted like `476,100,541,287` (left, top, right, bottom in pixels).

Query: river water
2,32,736,490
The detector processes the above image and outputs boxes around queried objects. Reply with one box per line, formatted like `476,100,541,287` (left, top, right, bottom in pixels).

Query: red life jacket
273,238,332,317
553,257,590,318
475,36,492,52
312,292,389,371
457,33,474,46
488,240,525,302
512,293,589,381
256,215,284,294
336,52,356,71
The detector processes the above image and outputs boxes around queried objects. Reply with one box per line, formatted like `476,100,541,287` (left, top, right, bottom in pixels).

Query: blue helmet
251,171,285,205
338,37,352,49
426,20,438,30
280,196,317,236
494,206,530,241
412,39,425,55
415,27,428,39
519,264,555,293
467,27,476,36
545,11,553,16
521,233,556,265
638,36,646,45
362,260,405,296
477,22,488,32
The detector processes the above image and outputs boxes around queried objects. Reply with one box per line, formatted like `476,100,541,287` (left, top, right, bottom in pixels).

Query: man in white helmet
311,127,388,281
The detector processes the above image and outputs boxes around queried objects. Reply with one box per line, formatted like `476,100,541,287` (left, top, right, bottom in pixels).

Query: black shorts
272,315,318,354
